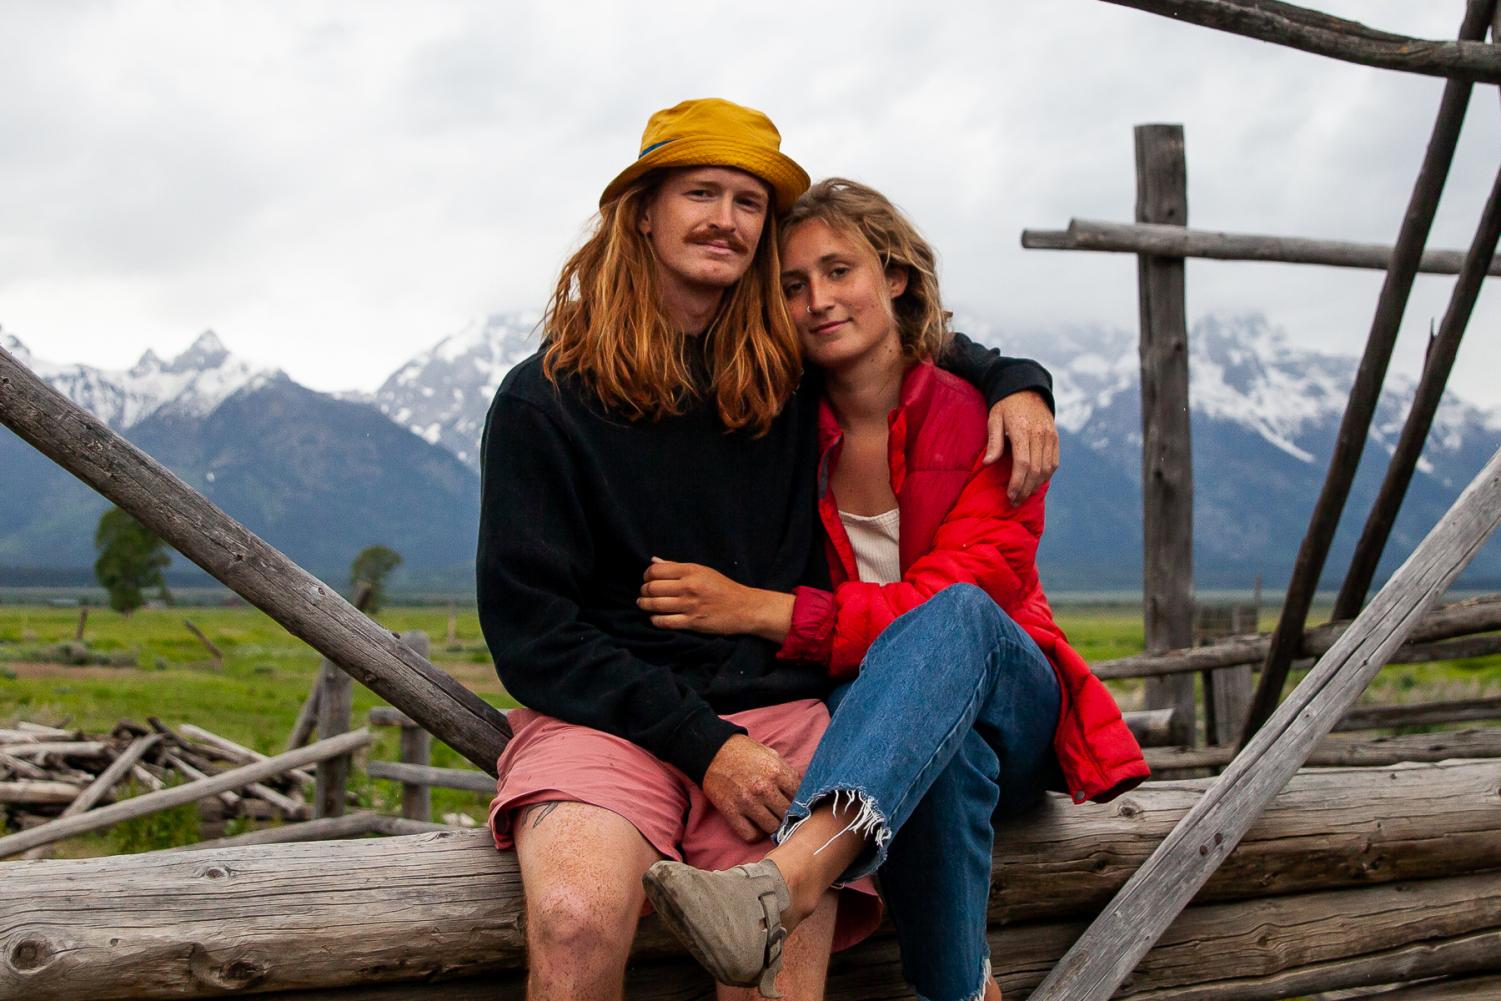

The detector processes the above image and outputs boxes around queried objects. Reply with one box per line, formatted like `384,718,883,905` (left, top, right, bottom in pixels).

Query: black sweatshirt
476,334,1052,783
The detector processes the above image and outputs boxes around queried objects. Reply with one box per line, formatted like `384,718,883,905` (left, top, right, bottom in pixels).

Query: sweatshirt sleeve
940,331,1055,413
475,392,743,783
804,456,1046,679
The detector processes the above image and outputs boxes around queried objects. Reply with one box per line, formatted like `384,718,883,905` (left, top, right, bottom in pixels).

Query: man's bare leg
513,800,661,1001
715,891,837,1001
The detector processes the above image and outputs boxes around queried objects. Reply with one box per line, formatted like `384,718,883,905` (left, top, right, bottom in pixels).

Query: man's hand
984,389,1060,505
701,734,802,842
639,559,794,642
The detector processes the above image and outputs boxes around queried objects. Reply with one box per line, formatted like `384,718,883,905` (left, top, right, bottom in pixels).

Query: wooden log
1336,695,1501,732
367,707,414,727
0,729,371,859
3,760,1498,998
1148,729,1501,771
394,633,432,821
1021,218,1501,276
314,661,353,819
20,734,163,860
1094,593,1501,679
0,781,84,805
130,764,165,792
1242,0,1498,747
5,741,109,760
285,583,371,753
167,814,452,853
0,347,510,771
366,761,493,795
177,724,314,791
1318,973,1501,1000
182,619,223,664
0,752,50,781
1098,0,1501,83
1031,444,1501,1001
1335,158,1501,618
1135,123,1197,746
398,721,432,821
14,722,75,737
1122,708,1178,747
164,753,241,810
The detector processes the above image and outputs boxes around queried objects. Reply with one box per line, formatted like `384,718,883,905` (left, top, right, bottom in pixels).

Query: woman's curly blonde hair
780,177,951,362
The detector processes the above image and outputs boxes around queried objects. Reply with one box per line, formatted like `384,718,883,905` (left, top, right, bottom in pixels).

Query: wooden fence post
1135,123,1197,746
73,608,87,642
314,665,354,819
398,632,432,822
1241,0,1498,747
1028,444,1501,1001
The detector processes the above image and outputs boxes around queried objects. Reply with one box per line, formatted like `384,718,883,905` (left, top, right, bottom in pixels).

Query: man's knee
526,879,640,958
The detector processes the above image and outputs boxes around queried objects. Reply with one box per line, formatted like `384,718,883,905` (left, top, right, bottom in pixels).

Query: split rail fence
2,1,1501,997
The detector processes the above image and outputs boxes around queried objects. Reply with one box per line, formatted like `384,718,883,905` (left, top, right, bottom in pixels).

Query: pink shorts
488,699,882,952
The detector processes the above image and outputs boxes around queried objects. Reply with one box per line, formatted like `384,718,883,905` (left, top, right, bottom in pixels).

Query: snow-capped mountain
2,329,280,430
1,327,479,582
373,311,541,467
991,313,1499,491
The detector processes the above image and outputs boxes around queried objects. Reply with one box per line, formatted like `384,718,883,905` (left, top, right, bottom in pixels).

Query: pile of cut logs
0,718,310,851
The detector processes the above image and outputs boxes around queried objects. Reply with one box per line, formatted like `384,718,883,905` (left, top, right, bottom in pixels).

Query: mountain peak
130,348,164,376
166,330,231,373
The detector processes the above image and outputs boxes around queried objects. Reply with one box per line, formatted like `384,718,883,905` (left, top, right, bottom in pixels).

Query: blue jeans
776,584,1062,1001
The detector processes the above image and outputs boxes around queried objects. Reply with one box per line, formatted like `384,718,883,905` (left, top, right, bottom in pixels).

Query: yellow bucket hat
600,98,810,213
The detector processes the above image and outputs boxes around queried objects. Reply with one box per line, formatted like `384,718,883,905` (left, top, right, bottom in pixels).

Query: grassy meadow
3,599,1498,856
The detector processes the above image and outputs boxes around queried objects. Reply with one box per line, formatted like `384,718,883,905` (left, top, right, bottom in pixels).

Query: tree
94,508,172,616
350,545,403,613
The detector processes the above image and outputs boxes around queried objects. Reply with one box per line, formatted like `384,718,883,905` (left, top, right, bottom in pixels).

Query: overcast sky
2,1,1498,409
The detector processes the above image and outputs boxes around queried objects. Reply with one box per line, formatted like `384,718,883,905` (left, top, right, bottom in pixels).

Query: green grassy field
3,601,1498,855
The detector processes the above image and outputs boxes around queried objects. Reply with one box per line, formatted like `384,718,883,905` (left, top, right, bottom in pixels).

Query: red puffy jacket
778,360,1149,804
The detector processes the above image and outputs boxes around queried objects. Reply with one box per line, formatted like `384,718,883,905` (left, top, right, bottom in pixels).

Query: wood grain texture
1099,0,1501,83
1021,218,1501,275
4,761,1500,998
242,874,1501,1001
0,346,510,772
1135,123,1196,746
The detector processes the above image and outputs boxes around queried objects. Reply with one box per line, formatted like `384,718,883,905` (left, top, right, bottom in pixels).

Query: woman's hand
639,558,794,643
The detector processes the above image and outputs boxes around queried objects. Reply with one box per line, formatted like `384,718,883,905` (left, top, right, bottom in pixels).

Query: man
477,98,1058,1000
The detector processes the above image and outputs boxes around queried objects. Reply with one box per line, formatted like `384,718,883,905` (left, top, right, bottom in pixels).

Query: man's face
638,167,771,297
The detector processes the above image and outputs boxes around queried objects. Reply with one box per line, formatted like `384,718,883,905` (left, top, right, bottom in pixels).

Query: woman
637,179,1149,1001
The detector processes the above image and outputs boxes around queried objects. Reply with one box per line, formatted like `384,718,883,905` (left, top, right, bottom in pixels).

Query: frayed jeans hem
775,786,892,884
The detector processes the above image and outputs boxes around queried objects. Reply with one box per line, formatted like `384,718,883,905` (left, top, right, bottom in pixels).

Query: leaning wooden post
182,618,223,666
73,607,87,642
287,582,372,753
1029,444,1501,1001
1134,123,1196,746
1334,158,1501,619
1097,0,1501,84
0,347,510,771
1241,0,1497,747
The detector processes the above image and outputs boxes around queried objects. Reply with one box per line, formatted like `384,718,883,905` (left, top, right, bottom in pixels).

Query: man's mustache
689,231,749,254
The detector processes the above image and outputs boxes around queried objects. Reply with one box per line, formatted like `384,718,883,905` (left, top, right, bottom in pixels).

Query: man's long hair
541,174,801,435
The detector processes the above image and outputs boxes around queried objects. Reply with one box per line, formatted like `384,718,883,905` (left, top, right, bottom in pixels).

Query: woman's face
780,218,907,374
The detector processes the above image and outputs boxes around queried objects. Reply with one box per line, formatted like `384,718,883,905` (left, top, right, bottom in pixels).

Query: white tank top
838,508,901,584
